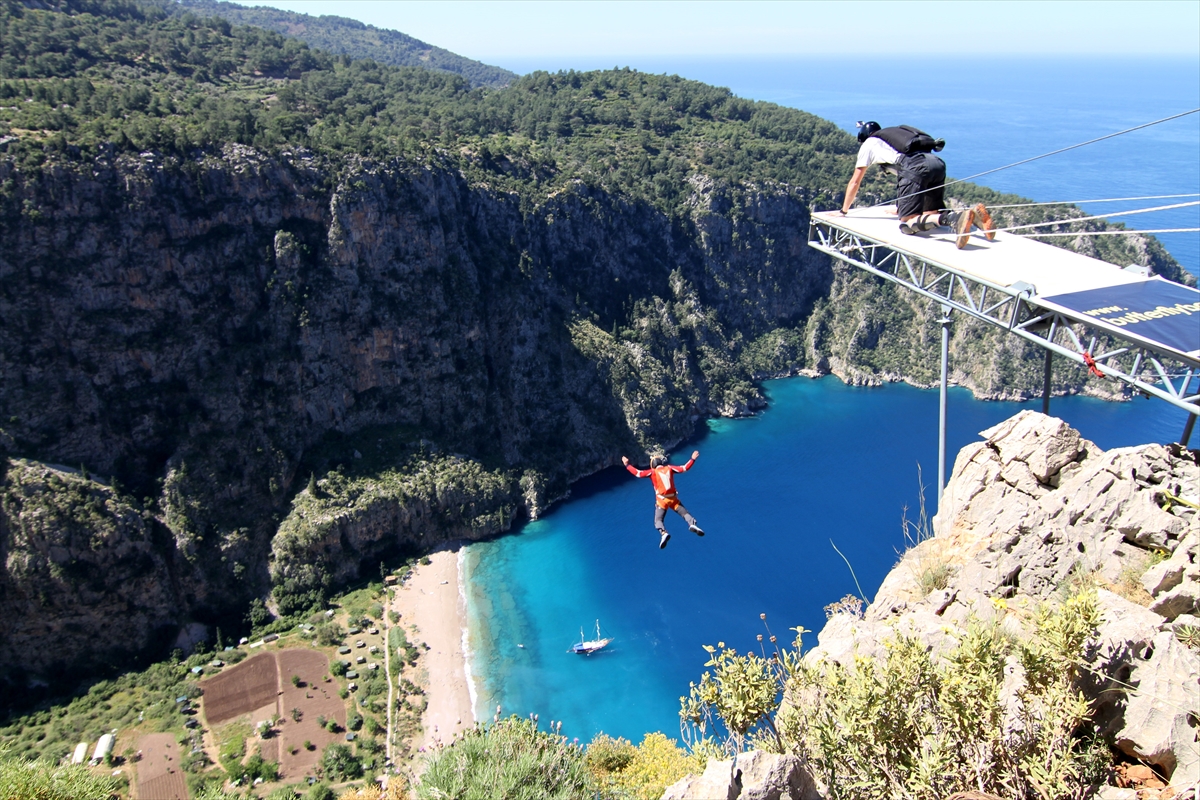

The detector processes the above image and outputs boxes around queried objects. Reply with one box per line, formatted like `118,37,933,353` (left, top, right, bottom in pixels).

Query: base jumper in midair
622,451,705,549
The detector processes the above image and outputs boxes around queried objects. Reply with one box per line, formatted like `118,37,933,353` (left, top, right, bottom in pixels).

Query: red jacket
626,458,695,508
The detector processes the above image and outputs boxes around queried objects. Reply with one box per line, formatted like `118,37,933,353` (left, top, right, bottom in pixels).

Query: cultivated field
200,649,346,782
135,732,189,800
275,649,345,777
202,652,279,726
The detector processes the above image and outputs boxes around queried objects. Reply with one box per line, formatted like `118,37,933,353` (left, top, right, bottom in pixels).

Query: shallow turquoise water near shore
463,376,1193,743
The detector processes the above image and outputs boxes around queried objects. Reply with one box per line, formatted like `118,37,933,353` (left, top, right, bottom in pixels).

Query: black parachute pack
871,125,945,155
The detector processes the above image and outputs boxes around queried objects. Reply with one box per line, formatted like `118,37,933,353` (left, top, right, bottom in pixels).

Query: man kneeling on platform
840,121,995,249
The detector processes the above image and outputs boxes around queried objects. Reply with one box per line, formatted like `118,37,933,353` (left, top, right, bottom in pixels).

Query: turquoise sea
464,57,1200,744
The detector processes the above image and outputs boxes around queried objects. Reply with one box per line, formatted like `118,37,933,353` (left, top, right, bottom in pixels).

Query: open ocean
463,57,1200,744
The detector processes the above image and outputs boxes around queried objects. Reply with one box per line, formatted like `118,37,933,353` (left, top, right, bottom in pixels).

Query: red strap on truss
1083,352,1106,378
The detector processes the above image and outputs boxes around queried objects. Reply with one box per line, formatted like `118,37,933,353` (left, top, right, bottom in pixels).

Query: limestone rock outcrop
0,460,180,675
662,750,821,800
805,410,1199,786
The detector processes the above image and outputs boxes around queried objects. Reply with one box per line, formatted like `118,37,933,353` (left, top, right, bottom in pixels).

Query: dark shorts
895,153,946,218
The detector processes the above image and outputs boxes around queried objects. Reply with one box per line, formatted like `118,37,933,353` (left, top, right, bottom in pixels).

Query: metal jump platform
808,208,1200,498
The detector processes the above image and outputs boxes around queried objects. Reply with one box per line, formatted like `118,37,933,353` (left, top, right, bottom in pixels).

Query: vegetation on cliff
0,0,853,212
0,746,120,800
0,652,200,763
677,595,1111,799
272,450,517,615
417,718,707,800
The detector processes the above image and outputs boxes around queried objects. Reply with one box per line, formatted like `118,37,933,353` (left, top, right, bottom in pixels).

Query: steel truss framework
808,218,1200,420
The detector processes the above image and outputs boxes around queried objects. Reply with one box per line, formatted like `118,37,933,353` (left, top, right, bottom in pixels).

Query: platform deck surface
813,208,1200,360
813,208,1151,297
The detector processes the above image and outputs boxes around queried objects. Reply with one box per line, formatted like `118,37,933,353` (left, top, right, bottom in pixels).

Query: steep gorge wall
0,145,828,675
0,145,1183,678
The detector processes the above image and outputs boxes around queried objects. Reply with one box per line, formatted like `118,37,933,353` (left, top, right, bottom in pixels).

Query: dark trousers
895,152,947,217
655,502,697,532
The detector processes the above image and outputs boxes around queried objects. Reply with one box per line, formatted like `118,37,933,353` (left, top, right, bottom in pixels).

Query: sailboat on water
571,620,611,655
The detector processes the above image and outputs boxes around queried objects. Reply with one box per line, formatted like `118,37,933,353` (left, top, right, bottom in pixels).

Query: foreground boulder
662,750,821,800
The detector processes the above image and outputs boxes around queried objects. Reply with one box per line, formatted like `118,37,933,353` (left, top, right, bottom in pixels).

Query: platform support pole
938,305,951,510
1183,413,1196,449
1042,350,1053,416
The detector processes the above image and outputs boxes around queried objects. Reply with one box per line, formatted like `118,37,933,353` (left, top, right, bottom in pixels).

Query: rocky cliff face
0,459,180,678
805,411,1199,787
0,143,1186,681
0,145,831,677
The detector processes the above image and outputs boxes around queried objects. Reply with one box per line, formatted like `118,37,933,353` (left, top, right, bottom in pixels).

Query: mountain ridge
160,0,517,88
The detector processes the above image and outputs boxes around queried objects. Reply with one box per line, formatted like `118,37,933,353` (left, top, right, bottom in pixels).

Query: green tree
305,782,334,800
315,622,344,647
417,716,592,800
320,743,362,781
247,597,271,628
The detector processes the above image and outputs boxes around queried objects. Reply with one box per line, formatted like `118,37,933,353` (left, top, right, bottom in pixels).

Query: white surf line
458,547,480,724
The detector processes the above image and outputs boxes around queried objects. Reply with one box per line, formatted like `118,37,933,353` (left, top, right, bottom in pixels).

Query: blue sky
231,1,1200,66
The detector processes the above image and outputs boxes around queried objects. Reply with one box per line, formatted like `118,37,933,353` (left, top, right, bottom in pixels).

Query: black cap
856,120,881,143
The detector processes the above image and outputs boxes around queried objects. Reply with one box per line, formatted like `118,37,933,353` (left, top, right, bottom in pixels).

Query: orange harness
626,458,694,508
651,466,680,509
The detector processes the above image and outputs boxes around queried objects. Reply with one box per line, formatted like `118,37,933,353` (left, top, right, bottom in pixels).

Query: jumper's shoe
973,203,996,241
659,531,671,549
689,523,705,537
953,207,976,249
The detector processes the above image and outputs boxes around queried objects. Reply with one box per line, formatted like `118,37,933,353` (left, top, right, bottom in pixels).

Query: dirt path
384,579,395,767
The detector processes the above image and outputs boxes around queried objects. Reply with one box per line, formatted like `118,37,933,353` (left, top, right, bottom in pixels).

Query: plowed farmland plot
135,732,188,800
275,650,345,778
201,648,350,782
202,652,279,726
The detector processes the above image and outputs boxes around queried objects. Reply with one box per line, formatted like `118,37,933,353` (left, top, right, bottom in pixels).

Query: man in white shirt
840,121,993,249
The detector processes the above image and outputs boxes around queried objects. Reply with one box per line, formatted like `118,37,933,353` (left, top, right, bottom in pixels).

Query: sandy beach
389,544,476,752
